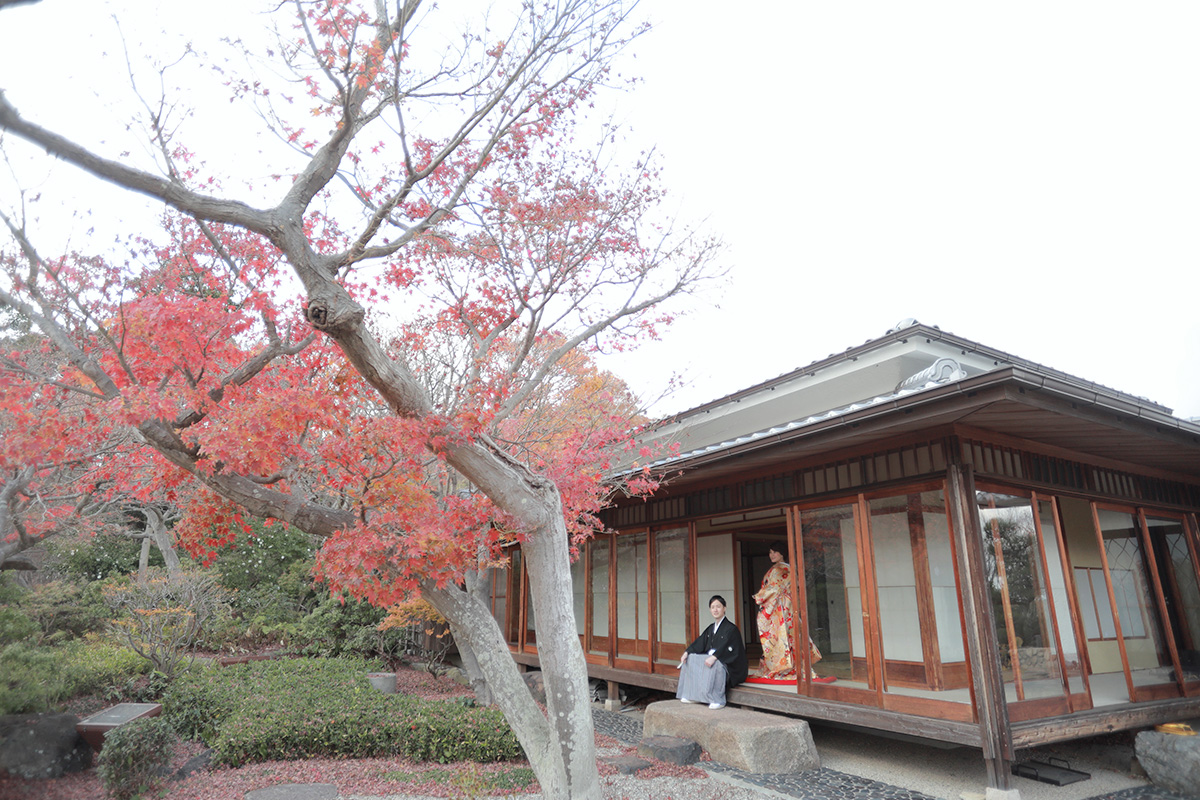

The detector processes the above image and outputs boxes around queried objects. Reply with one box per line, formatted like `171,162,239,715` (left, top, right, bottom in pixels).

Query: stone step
642,699,819,774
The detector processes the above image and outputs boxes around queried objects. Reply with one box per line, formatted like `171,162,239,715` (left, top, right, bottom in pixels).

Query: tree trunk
456,562,499,705
520,525,601,800
144,509,183,580
137,536,151,585
450,623,494,707
424,523,603,800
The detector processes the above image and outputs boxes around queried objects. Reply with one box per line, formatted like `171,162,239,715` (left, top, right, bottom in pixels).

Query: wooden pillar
605,680,621,711
947,460,1014,792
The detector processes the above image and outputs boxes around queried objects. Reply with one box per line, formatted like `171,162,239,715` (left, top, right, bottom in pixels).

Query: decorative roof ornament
895,358,968,394
887,317,920,334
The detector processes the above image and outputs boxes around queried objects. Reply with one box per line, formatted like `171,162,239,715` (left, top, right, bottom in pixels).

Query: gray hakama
676,653,729,704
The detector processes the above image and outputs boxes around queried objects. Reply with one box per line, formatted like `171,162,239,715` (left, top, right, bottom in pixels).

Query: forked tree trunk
423,519,600,800
136,508,183,584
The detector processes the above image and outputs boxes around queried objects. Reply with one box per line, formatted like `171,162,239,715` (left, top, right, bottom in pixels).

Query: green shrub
50,532,163,582
295,591,410,661
0,643,61,714
0,604,39,645
195,523,318,653
18,579,111,643
96,716,174,800
163,656,380,743
0,640,148,714
0,576,37,646
197,560,317,652
63,640,152,697
213,520,315,594
103,569,227,677
163,657,521,766
399,701,522,764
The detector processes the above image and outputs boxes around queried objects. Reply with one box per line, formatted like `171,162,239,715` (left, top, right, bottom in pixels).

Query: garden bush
0,640,148,714
17,578,112,643
212,519,315,594
295,590,411,662
96,715,174,800
103,568,227,677
49,531,164,582
163,657,521,766
198,560,319,652
0,603,39,646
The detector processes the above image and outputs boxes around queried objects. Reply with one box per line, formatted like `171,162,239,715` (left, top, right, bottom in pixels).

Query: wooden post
605,680,621,711
947,460,1015,793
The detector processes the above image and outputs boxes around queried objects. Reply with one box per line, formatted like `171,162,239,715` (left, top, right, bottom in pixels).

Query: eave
646,367,1200,491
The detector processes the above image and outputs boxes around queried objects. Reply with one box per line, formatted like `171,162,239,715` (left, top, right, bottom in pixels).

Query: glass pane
508,551,523,642
1145,516,1200,682
487,566,506,641
655,527,689,665
570,546,586,636
616,533,649,659
869,491,970,702
1074,566,1100,639
1039,500,1086,695
800,504,860,687
590,537,610,656
524,560,536,645
977,491,1065,702
1097,509,1175,690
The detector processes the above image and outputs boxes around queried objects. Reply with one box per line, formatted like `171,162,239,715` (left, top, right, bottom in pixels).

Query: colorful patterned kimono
753,561,798,679
754,561,823,680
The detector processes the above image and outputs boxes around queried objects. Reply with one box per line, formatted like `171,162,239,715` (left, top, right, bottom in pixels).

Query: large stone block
0,713,92,779
1135,730,1200,797
642,700,819,774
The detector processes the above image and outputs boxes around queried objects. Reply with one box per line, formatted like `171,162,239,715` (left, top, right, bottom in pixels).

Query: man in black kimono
676,595,748,708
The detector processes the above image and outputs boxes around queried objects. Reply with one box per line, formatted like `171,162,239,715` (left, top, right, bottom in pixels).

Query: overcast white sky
616,1,1200,419
2,1,1198,420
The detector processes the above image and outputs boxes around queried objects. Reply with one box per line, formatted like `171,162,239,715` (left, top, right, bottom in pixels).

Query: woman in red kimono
754,544,835,683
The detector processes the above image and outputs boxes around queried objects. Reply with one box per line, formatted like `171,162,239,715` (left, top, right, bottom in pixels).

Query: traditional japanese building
492,320,1200,791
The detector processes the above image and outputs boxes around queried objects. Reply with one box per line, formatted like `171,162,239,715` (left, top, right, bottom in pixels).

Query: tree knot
305,299,364,333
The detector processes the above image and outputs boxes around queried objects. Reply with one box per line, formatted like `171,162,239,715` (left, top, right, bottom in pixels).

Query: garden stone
602,755,653,775
244,783,338,800
443,665,469,686
0,713,92,779
637,735,701,765
170,748,213,781
643,700,819,774
1135,730,1200,797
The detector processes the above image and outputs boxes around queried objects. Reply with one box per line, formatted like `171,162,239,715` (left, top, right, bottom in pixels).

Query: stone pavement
246,783,338,800
590,708,1191,800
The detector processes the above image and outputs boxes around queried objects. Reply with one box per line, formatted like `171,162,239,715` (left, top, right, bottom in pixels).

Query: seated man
676,595,748,709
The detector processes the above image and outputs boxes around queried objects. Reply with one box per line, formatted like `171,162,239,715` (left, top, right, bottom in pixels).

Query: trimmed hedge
164,657,522,766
